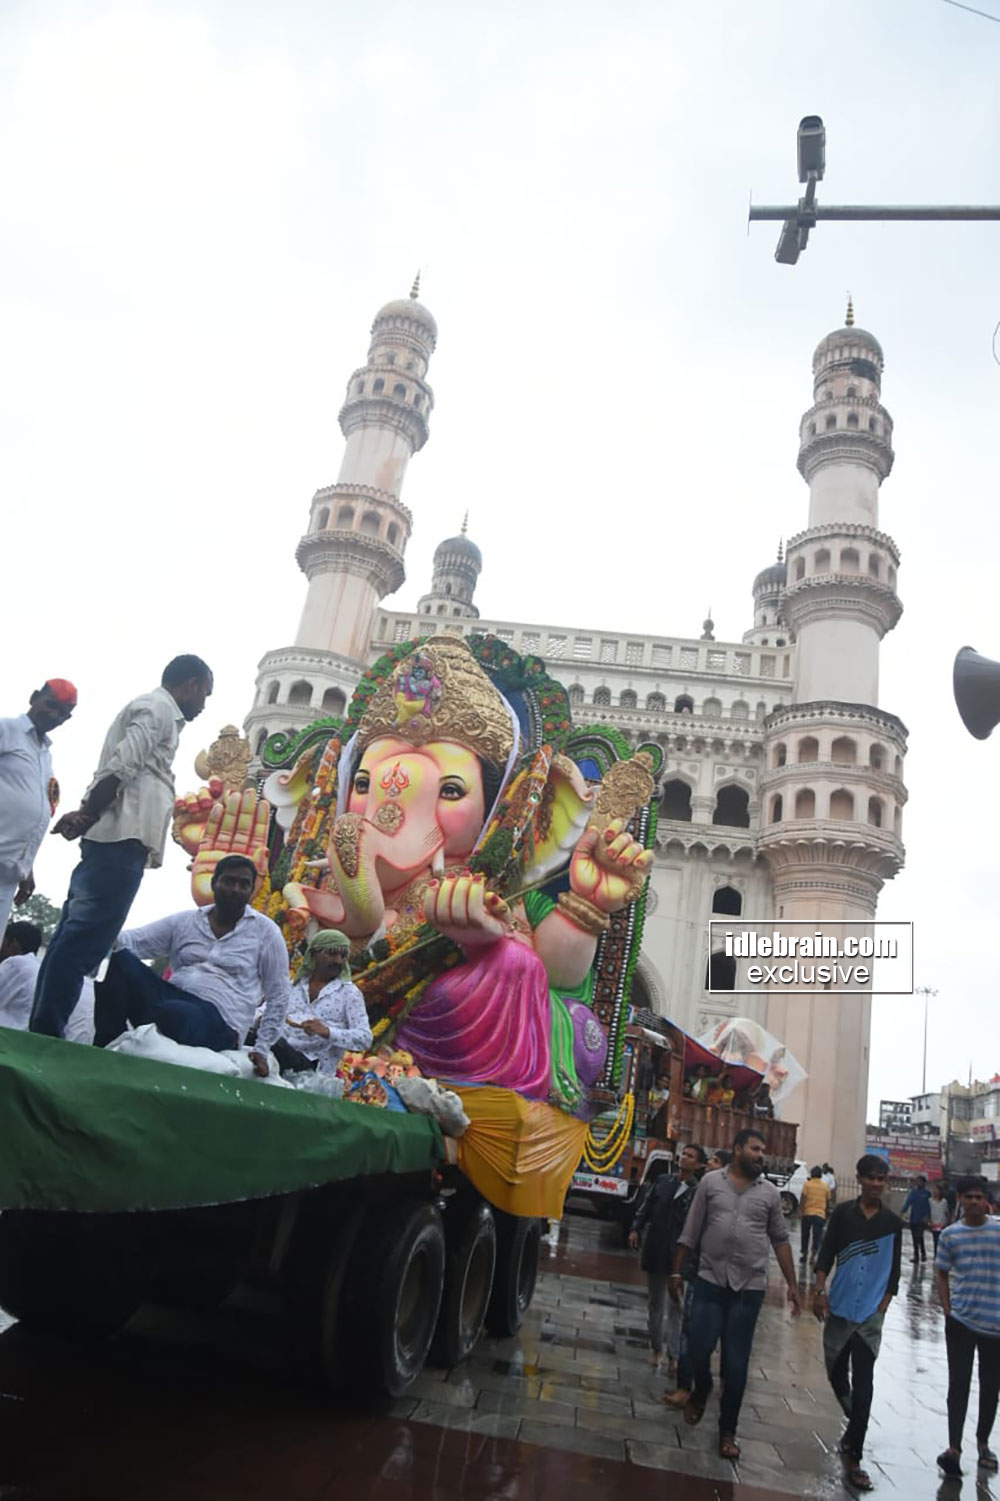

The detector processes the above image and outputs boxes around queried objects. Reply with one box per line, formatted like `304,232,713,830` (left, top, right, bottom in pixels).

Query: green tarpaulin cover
0,1028,444,1213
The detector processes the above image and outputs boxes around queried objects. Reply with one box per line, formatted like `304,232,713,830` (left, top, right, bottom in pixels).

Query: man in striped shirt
936,1176,1000,1478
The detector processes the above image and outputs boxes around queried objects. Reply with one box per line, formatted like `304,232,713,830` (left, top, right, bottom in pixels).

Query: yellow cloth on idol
451,1085,589,1219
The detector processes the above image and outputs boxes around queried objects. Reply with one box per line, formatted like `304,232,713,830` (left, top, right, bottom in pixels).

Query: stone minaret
244,281,437,752
758,301,908,1169
416,515,482,620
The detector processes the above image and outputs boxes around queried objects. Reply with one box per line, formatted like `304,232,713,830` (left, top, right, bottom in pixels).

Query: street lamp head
797,115,826,184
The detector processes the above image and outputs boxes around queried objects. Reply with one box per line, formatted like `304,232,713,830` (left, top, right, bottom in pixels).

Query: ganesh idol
271,635,654,1115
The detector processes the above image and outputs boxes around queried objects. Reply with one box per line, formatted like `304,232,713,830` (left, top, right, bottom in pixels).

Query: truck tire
0,1210,149,1338
485,1212,540,1337
430,1199,496,1367
337,1199,446,1399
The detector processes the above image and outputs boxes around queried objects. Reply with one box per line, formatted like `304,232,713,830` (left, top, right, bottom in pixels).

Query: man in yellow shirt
800,1165,831,1267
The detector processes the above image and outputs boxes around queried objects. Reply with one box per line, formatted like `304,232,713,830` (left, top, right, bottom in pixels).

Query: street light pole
750,117,1000,264
915,986,939,1095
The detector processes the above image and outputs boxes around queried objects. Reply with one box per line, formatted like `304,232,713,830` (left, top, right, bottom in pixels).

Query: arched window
337,506,355,528
288,680,313,707
888,565,897,588
385,352,396,365
393,382,407,399
772,742,787,768
794,788,815,818
354,380,364,396
893,755,902,778
706,952,736,992
436,604,447,615
703,697,722,717
444,582,452,595
847,385,857,398
673,694,693,713
322,687,346,715
893,807,902,836
661,779,692,822
808,421,816,436
756,702,767,720
266,681,280,705
647,692,666,712
831,736,856,765
569,685,584,706
868,554,881,578
794,556,805,581
360,512,381,536
712,885,743,916
814,549,831,573
387,523,399,545
255,728,268,754
771,793,783,822
846,411,859,428
869,418,878,433
413,394,422,409
868,797,883,828
373,377,385,394
731,701,749,721
830,789,854,820
797,736,819,763
869,743,885,771
713,785,750,828
825,414,837,430
620,689,637,709
840,547,860,572
594,687,611,707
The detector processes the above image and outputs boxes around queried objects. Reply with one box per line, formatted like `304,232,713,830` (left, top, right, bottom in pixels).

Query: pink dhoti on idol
397,939,553,1098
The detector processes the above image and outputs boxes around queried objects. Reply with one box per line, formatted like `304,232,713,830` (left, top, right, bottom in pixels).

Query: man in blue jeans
672,1127,803,1461
30,656,212,1038
93,855,291,1077
902,1174,933,1264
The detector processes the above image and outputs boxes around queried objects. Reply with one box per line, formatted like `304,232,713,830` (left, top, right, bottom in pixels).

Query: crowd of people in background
629,1147,1000,1487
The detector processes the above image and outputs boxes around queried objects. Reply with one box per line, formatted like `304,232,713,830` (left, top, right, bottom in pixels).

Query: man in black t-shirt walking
629,1144,707,1373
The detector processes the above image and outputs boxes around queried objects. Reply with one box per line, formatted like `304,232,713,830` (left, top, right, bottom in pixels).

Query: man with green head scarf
278,928,371,1075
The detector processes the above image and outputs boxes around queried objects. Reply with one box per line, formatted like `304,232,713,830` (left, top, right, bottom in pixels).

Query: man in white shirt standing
0,679,77,933
30,656,213,1038
0,921,44,1028
93,854,290,1077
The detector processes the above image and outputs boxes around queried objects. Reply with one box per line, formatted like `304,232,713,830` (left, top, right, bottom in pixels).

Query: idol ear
263,749,321,834
523,754,595,886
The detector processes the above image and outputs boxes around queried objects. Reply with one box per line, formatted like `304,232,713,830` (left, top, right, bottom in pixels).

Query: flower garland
582,1092,635,1172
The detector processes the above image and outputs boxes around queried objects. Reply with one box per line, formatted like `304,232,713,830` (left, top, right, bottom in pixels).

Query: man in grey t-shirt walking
672,1126,802,1461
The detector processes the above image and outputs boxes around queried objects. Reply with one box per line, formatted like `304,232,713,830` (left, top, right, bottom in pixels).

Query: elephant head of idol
327,636,515,939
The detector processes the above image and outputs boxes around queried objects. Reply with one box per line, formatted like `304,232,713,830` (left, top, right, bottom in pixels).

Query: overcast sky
3,0,998,1121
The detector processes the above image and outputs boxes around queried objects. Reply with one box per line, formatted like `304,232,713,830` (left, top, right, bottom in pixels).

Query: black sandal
937,1449,963,1478
683,1394,707,1426
979,1447,999,1472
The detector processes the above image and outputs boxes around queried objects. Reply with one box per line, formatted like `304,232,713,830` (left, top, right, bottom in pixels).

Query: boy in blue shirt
813,1154,902,1493
936,1176,1000,1478
901,1174,933,1264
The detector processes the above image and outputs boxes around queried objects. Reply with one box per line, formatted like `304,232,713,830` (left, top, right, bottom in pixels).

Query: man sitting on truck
93,854,290,1078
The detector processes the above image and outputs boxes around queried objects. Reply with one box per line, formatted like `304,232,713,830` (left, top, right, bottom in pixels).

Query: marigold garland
582,1092,635,1173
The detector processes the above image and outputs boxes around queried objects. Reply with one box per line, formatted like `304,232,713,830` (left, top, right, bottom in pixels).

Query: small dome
753,560,787,594
373,296,438,344
813,323,884,369
435,532,482,569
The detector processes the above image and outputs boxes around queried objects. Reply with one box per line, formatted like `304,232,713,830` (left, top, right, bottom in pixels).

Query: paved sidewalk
398,1215,996,1497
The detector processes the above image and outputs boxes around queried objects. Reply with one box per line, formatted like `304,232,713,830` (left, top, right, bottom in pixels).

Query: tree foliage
12,892,61,943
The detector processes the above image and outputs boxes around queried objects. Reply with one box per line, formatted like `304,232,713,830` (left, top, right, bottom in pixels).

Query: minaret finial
410,270,421,300
701,607,715,642
461,510,468,534
777,537,784,563
845,293,854,327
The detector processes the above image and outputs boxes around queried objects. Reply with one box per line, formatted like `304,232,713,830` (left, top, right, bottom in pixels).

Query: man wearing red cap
0,681,77,935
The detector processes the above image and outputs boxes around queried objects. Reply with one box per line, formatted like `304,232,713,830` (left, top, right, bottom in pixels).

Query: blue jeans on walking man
30,839,149,1037
687,1276,766,1436
94,949,237,1050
